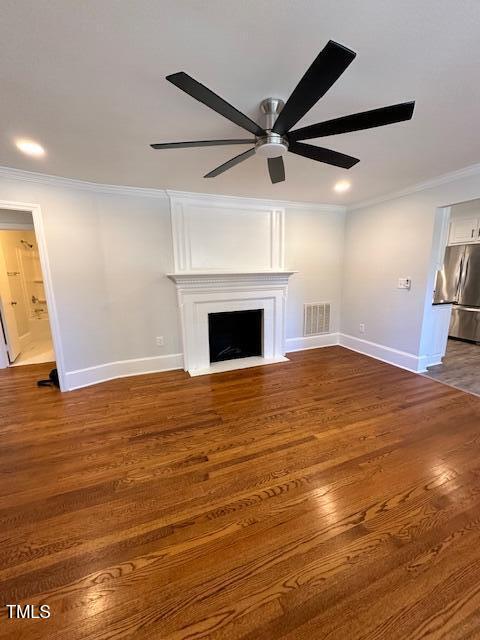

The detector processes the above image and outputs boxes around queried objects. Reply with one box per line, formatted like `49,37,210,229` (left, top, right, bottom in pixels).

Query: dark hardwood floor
1,346,480,639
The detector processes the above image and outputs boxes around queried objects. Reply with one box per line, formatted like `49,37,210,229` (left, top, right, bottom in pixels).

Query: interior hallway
1,347,480,639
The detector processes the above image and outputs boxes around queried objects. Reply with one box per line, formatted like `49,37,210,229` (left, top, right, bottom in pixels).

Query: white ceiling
1,0,480,205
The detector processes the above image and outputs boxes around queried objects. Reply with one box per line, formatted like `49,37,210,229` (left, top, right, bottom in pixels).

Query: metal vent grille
303,303,331,336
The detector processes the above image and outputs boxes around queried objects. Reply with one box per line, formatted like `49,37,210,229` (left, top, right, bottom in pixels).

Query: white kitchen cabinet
448,217,480,244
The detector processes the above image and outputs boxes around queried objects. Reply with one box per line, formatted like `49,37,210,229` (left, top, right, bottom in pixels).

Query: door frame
0,200,66,390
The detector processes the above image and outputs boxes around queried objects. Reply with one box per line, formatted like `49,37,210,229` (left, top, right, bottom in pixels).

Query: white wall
0,170,345,388
5,164,480,386
285,206,345,340
0,173,181,383
342,170,480,369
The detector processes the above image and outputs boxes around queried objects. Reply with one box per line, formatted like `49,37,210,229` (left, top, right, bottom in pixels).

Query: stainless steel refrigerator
434,244,480,342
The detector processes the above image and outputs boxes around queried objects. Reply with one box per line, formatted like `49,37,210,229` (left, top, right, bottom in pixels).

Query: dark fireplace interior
208,309,263,363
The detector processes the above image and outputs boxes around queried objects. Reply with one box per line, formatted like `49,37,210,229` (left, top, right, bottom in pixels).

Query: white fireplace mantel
167,270,295,376
167,271,295,287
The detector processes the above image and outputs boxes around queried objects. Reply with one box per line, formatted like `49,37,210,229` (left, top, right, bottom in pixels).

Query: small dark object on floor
37,368,59,388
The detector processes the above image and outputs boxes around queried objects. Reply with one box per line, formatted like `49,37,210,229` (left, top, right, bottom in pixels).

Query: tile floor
425,338,480,396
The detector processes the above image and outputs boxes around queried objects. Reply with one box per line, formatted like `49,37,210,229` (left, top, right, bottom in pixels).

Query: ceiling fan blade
204,147,256,178
272,41,356,136
151,139,255,149
166,72,264,136
289,102,415,141
289,141,359,169
267,157,285,184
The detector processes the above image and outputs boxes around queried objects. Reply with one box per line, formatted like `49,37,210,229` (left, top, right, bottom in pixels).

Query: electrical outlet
156,336,164,347
359,323,365,334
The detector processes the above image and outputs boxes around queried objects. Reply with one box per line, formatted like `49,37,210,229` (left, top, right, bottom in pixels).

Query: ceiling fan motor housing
255,98,289,158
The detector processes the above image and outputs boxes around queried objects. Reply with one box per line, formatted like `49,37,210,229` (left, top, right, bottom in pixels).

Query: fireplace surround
167,271,295,376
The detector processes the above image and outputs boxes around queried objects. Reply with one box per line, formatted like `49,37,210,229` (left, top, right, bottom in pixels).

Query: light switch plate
398,278,411,290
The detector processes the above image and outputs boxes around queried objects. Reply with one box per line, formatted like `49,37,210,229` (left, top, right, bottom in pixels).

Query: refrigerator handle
456,254,465,302
458,254,469,301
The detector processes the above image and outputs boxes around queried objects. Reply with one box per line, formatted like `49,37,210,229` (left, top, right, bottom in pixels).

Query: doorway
424,197,480,396
0,209,55,368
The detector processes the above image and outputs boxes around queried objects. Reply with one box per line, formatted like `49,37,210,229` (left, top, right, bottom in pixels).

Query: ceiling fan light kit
255,99,288,159
151,40,415,184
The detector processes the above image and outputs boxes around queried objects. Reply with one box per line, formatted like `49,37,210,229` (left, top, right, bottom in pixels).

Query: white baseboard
64,334,340,390
417,354,443,370
64,353,184,391
63,334,440,391
338,334,431,373
285,333,339,353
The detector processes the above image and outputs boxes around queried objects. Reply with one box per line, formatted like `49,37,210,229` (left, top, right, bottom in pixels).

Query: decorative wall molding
166,189,346,213
348,162,480,212
285,333,339,352
169,192,286,273
64,352,184,391
167,271,295,287
0,166,170,199
0,166,346,212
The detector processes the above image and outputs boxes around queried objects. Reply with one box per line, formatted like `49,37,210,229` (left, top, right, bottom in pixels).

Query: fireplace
208,309,263,363
167,271,294,375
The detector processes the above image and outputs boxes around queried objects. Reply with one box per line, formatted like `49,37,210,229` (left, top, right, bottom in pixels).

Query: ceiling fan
151,40,415,184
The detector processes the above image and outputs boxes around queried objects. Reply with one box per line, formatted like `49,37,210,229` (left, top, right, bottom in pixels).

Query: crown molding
348,162,480,211
0,166,346,212
166,189,346,213
0,166,170,199
6,161,480,214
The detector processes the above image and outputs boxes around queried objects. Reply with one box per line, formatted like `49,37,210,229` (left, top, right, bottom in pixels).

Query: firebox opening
208,309,263,363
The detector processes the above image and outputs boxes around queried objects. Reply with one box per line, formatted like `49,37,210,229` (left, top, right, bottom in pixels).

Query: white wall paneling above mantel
168,192,285,274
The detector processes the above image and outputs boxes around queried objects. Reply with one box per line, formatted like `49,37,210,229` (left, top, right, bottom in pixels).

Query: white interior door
0,241,21,362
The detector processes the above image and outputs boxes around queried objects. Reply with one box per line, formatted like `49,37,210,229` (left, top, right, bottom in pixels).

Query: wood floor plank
0,347,480,639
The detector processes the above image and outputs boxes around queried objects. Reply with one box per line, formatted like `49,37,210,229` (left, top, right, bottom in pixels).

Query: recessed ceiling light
334,180,351,193
15,139,45,157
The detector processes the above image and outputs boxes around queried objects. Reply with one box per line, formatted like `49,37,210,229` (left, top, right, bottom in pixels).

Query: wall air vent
303,303,331,336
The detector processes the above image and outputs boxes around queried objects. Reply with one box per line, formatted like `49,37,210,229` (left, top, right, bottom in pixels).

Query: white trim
189,355,289,377
286,333,339,352
168,192,287,274
169,271,293,375
0,166,170,200
419,355,443,369
167,271,295,286
166,189,345,213
0,166,346,212
348,162,480,211
0,200,67,390
64,353,184,391
4,161,480,215
338,333,427,373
